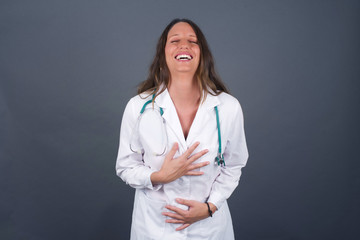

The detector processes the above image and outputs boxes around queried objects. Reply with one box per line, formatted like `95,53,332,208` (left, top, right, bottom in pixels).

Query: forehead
167,22,197,38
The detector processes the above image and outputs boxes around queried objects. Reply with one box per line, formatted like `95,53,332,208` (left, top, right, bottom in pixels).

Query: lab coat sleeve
115,97,162,190
207,100,249,209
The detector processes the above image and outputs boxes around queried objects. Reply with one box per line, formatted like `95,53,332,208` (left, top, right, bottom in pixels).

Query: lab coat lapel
186,93,220,145
155,88,221,151
155,88,187,151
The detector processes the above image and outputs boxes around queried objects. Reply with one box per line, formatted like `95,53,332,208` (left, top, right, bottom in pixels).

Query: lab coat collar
154,87,172,110
202,90,221,110
154,86,221,150
155,86,221,111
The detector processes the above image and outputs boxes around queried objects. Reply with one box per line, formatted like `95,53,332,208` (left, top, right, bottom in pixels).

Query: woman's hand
162,198,217,231
151,142,209,184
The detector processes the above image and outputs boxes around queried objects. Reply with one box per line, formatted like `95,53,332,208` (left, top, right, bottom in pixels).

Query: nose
179,39,190,49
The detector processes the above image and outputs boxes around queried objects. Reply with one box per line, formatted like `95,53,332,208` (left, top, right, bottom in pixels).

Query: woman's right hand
151,142,209,184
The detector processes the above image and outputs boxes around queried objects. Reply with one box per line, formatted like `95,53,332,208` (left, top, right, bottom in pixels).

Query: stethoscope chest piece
215,153,225,167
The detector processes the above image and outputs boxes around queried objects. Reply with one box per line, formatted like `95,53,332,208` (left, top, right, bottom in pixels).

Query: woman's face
165,22,200,78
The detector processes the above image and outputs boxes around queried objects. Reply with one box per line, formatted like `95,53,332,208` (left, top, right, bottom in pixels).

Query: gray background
1,0,359,239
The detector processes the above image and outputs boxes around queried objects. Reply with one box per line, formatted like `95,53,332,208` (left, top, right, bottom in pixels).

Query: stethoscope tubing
134,94,225,166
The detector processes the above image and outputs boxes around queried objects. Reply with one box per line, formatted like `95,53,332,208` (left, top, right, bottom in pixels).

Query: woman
116,18,249,240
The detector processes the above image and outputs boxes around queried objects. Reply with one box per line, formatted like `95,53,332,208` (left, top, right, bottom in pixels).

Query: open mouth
175,54,193,61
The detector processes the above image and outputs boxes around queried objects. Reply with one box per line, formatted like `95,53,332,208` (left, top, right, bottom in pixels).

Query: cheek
195,50,201,65
194,46,200,55
192,46,200,60
164,46,173,60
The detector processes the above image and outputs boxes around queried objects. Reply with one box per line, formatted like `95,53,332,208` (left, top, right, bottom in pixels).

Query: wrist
208,202,217,213
151,170,167,184
205,202,216,217
150,171,161,184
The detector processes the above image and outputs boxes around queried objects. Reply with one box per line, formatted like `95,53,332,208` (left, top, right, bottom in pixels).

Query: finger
176,198,194,207
176,223,191,231
184,142,200,158
162,212,184,220
166,143,178,161
185,171,204,176
187,161,210,171
165,219,185,224
165,205,187,216
187,149,209,163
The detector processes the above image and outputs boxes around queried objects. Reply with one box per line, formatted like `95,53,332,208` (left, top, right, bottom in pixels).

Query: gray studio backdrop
1,0,359,239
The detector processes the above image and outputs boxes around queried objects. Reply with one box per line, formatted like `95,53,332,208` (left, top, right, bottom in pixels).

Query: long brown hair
138,18,229,101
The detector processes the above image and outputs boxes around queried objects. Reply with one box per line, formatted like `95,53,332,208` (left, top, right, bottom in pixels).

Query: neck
168,75,201,108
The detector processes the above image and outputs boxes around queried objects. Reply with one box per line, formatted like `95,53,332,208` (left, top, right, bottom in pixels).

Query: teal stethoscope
130,94,225,167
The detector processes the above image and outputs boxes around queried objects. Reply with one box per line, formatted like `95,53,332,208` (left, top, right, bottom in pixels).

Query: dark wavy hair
138,18,229,101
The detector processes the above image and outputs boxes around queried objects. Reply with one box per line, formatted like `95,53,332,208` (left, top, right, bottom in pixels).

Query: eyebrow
168,34,197,38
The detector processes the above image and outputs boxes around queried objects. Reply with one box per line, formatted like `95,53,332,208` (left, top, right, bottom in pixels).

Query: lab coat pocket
134,190,167,239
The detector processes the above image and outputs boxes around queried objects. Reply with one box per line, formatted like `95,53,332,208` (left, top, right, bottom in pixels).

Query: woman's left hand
162,198,216,231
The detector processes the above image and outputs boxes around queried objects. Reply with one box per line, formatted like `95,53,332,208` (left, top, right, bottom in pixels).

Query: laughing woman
116,18,249,240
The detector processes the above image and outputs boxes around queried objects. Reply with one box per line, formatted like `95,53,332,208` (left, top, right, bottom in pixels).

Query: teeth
176,54,192,60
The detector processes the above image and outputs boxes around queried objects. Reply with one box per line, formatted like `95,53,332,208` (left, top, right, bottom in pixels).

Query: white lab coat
116,88,249,240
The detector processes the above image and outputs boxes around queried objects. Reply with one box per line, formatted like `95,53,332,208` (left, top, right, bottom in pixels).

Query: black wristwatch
205,202,213,217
